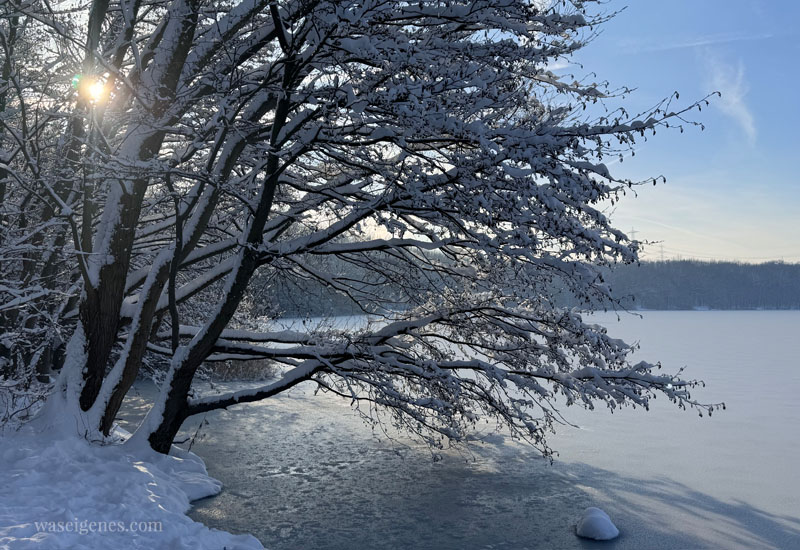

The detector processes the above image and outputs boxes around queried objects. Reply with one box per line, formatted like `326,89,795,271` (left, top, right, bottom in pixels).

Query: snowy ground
0,428,261,549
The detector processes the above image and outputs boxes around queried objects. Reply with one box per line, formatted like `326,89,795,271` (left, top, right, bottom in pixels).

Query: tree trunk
76,0,201,414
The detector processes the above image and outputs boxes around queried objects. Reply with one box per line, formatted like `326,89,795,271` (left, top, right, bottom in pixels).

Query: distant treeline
253,258,800,317
601,260,800,310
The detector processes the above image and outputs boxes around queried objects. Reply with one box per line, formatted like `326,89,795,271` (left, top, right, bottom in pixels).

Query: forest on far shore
254,260,800,317
599,260,800,311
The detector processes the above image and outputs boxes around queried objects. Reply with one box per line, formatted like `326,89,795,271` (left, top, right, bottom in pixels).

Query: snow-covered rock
575,506,619,541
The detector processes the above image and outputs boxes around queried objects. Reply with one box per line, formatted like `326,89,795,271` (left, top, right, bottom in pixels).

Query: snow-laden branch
186,360,324,416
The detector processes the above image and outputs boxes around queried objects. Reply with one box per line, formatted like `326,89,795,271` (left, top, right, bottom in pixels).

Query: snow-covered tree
0,0,721,454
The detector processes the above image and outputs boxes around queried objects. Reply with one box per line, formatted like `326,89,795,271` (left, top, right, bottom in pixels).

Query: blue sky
563,0,799,262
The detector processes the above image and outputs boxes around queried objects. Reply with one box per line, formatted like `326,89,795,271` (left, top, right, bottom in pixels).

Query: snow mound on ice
0,428,262,550
575,506,619,541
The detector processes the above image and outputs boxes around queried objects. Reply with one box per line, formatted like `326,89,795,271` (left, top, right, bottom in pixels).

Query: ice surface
5,313,795,549
154,311,800,550
575,507,619,540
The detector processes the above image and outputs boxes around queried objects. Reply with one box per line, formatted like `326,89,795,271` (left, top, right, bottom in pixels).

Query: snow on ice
575,507,619,541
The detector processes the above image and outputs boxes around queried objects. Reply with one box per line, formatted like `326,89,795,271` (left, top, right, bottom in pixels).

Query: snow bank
0,428,262,550
575,507,619,541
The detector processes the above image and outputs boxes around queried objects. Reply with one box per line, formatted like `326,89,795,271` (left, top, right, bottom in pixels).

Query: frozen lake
124,311,800,549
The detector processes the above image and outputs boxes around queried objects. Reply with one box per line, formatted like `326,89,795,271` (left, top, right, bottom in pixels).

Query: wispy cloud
703,52,757,145
618,31,774,54
544,59,571,72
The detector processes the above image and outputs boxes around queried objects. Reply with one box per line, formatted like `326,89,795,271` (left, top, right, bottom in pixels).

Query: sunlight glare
88,80,105,103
